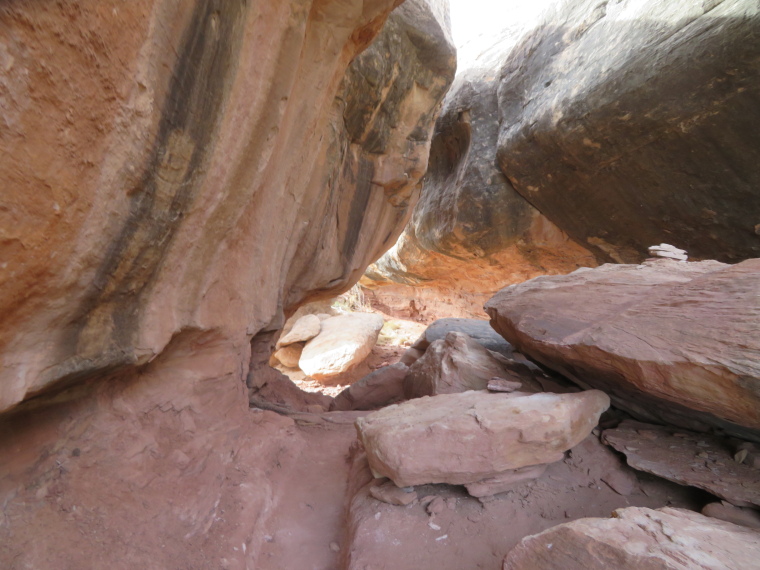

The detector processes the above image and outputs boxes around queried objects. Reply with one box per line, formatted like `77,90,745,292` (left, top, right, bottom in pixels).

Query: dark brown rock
496,0,760,264
486,259,760,440
330,363,408,412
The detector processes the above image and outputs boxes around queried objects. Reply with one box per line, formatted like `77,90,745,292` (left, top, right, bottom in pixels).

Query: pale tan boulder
299,314,384,381
276,314,321,349
355,390,610,487
273,344,304,369
503,507,760,570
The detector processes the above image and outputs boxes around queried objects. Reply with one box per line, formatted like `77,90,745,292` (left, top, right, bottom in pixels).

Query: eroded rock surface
603,421,760,508
486,259,760,440
356,390,610,487
497,0,760,264
330,363,409,412
503,507,760,570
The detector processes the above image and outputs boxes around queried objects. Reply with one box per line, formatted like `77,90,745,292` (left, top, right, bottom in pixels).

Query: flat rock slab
356,390,610,487
300,313,384,381
503,507,760,570
486,258,760,440
330,363,408,411
603,420,760,508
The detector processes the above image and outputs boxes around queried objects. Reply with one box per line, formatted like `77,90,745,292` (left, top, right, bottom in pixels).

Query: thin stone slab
356,390,609,487
602,420,760,508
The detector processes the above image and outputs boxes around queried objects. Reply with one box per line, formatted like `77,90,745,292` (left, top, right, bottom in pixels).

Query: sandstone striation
503,507,760,570
355,390,610,487
486,258,760,440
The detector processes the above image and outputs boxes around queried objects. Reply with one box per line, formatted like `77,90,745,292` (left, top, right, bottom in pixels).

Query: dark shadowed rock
496,0,760,264
330,363,408,412
503,507,760,570
603,421,760,508
486,258,760,440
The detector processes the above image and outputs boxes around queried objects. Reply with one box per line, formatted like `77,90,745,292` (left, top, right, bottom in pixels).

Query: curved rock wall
0,0,454,413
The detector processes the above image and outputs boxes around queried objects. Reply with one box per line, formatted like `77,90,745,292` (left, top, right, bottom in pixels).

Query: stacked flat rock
355,389,610,488
503,507,760,570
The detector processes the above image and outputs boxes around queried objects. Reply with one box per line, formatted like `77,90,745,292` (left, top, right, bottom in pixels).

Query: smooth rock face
300,313,385,381
702,502,760,530
0,0,455,413
503,507,760,570
330,363,408,412
464,464,548,498
355,390,610,487
362,40,596,316
486,259,760,439
276,315,321,348
403,332,523,399
415,318,515,357
603,421,760,508
496,0,760,264
273,344,304,369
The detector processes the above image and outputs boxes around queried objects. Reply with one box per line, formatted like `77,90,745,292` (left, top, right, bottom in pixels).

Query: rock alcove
1,0,759,568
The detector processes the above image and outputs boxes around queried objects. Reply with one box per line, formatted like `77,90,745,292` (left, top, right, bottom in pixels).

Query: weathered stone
330,363,408,412
603,421,760,508
404,332,532,399
503,507,760,570
496,0,760,265
273,344,304,369
300,314,385,381
369,481,417,506
465,464,547,498
649,244,688,262
702,502,760,530
486,259,760,440
277,315,321,349
355,390,610,487
0,0,455,415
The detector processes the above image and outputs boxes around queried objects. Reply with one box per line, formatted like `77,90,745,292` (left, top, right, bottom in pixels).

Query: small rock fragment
426,496,446,515
369,481,417,506
329,542,340,552
487,377,522,393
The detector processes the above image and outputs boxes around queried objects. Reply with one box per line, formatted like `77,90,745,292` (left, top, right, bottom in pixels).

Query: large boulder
299,313,385,381
486,259,760,440
361,35,596,319
496,0,760,264
503,507,760,570
355,389,610,487
403,331,539,399
276,314,321,349
0,0,455,414
408,317,515,357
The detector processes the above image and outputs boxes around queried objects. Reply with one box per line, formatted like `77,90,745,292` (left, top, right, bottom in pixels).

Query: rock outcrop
486,259,760,440
0,0,455,414
330,362,409,411
0,0,456,567
503,507,760,570
497,0,760,265
355,389,610,488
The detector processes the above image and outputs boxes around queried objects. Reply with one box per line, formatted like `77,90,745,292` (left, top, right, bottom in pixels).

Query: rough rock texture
503,507,760,570
496,0,760,264
355,390,610,487
603,421,760,508
330,363,408,411
342,436,703,570
486,259,760,440
0,0,456,566
276,314,321,348
0,0,455,413
464,464,548,498
403,331,533,399
299,313,385,381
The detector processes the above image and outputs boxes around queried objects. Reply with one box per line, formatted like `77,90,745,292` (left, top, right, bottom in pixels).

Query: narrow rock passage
258,413,364,569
